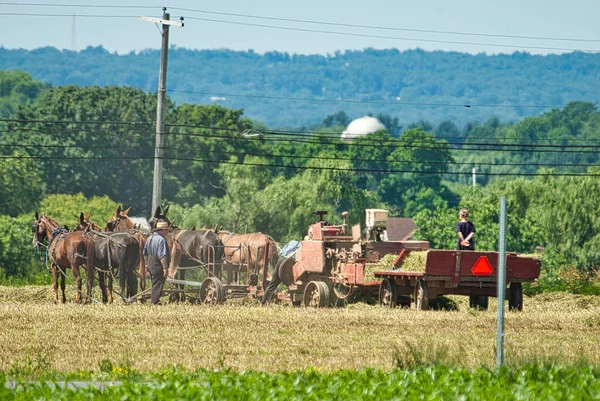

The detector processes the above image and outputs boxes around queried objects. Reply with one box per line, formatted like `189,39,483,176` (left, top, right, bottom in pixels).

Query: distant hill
1,46,598,128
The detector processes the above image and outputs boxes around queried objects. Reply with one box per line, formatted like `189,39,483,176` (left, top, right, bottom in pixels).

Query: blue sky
1,0,598,55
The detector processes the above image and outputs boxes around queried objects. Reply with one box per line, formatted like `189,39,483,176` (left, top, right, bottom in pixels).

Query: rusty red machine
280,210,429,307
280,210,541,310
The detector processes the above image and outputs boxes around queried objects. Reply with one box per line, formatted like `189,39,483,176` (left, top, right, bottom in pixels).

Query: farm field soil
0,286,598,372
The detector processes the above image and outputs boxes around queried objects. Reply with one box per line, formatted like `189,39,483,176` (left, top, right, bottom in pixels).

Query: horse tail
84,235,95,302
137,234,146,291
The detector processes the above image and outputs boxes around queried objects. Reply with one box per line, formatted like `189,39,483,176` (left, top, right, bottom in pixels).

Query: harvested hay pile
516,253,541,259
364,254,398,282
398,251,428,273
363,251,429,281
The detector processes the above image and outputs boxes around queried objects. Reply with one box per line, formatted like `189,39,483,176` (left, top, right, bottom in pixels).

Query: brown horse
217,231,280,284
105,205,150,292
33,212,96,304
76,214,141,302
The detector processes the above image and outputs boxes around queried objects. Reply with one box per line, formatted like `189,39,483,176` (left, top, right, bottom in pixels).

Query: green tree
0,70,48,118
0,152,45,216
39,193,118,228
377,128,454,216
4,85,162,211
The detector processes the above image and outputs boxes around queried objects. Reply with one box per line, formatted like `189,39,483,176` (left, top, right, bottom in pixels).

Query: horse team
33,206,280,304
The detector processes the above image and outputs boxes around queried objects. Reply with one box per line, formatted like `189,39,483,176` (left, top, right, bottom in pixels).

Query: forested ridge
0,70,599,293
1,46,599,127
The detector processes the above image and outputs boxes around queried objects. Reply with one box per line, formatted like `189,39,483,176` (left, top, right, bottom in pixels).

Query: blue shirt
143,232,170,261
281,240,301,258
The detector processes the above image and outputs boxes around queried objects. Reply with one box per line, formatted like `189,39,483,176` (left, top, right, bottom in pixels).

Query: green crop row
2,364,599,400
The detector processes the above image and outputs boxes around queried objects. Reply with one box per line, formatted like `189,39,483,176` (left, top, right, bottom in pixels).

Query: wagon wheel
303,281,330,308
414,280,429,311
469,295,489,310
508,282,523,311
378,278,396,308
333,282,354,301
199,277,225,305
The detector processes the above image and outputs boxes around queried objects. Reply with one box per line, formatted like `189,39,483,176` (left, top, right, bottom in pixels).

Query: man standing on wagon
456,208,475,251
143,219,171,305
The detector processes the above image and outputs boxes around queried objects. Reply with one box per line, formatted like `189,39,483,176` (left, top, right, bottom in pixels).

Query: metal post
152,10,171,214
496,196,507,367
472,167,477,187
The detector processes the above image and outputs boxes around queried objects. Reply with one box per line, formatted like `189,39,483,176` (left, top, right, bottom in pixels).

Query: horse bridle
106,214,126,231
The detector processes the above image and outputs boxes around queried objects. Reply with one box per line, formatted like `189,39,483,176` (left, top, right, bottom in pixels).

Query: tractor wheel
414,280,429,311
303,281,330,308
378,278,397,308
508,282,523,311
199,277,225,305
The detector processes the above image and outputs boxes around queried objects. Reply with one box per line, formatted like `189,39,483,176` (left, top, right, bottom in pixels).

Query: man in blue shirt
143,220,171,305
261,240,301,305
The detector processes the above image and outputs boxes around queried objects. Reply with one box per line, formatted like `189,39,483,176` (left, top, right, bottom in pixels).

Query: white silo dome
341,116,386,141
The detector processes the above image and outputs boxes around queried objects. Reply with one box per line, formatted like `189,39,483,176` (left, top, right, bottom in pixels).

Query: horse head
32,212,61,254
148,205,171,230
105,205,134,232
74,212,102,232
32,212,47,250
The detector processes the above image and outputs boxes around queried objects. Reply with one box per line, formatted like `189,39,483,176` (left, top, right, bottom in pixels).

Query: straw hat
154,220,169,230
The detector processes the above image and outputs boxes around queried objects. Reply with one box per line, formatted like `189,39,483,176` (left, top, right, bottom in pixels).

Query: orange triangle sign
471,256,493,275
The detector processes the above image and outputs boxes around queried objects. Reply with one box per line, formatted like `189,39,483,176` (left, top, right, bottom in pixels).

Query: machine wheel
469,295,489,310
333,282,354,300
508,282,523,311
414,280,429,311
303,281,330,308
199,277,225,305
378,278,397,308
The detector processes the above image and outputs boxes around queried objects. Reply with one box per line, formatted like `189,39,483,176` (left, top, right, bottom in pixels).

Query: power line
164,131,600,153
164,125,600,150
4,142,598,168
170,7,600,44
0,12,137,18
0,2,157,8
4,120,600,151
5,2,599,45
2,126,149,139
0,118,154,126
2,154,599,177
168,89,562,109
184,16,600,53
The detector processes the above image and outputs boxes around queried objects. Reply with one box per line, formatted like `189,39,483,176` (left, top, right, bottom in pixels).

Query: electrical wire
5,2,599,44
184,16,600,53
169,6,600,44
3,121,600,152
2,154,598,177
0,12,137,18
0,2,158,8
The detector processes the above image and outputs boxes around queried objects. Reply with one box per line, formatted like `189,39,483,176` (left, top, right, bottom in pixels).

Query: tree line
0,71,599,293
1,46,599,128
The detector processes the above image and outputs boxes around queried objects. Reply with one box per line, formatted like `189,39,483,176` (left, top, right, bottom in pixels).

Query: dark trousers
148,261,165,305
262,256,286,305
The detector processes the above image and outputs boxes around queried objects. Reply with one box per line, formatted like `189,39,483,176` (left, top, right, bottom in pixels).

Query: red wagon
375,249,541,310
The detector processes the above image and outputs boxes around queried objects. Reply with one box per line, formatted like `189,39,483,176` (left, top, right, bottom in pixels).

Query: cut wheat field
0,286,598,373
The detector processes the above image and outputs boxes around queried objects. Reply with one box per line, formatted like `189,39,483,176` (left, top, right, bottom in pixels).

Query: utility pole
496,196,507,368
472,167,477,187
140,9,183,214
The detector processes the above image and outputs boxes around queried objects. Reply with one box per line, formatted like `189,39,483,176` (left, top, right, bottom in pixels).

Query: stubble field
0,286,598,373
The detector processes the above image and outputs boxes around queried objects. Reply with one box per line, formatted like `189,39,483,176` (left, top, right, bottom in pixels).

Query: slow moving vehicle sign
471,256,493,275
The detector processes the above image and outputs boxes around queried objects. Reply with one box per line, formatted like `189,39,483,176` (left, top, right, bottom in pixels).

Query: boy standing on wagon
456,208,475,251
